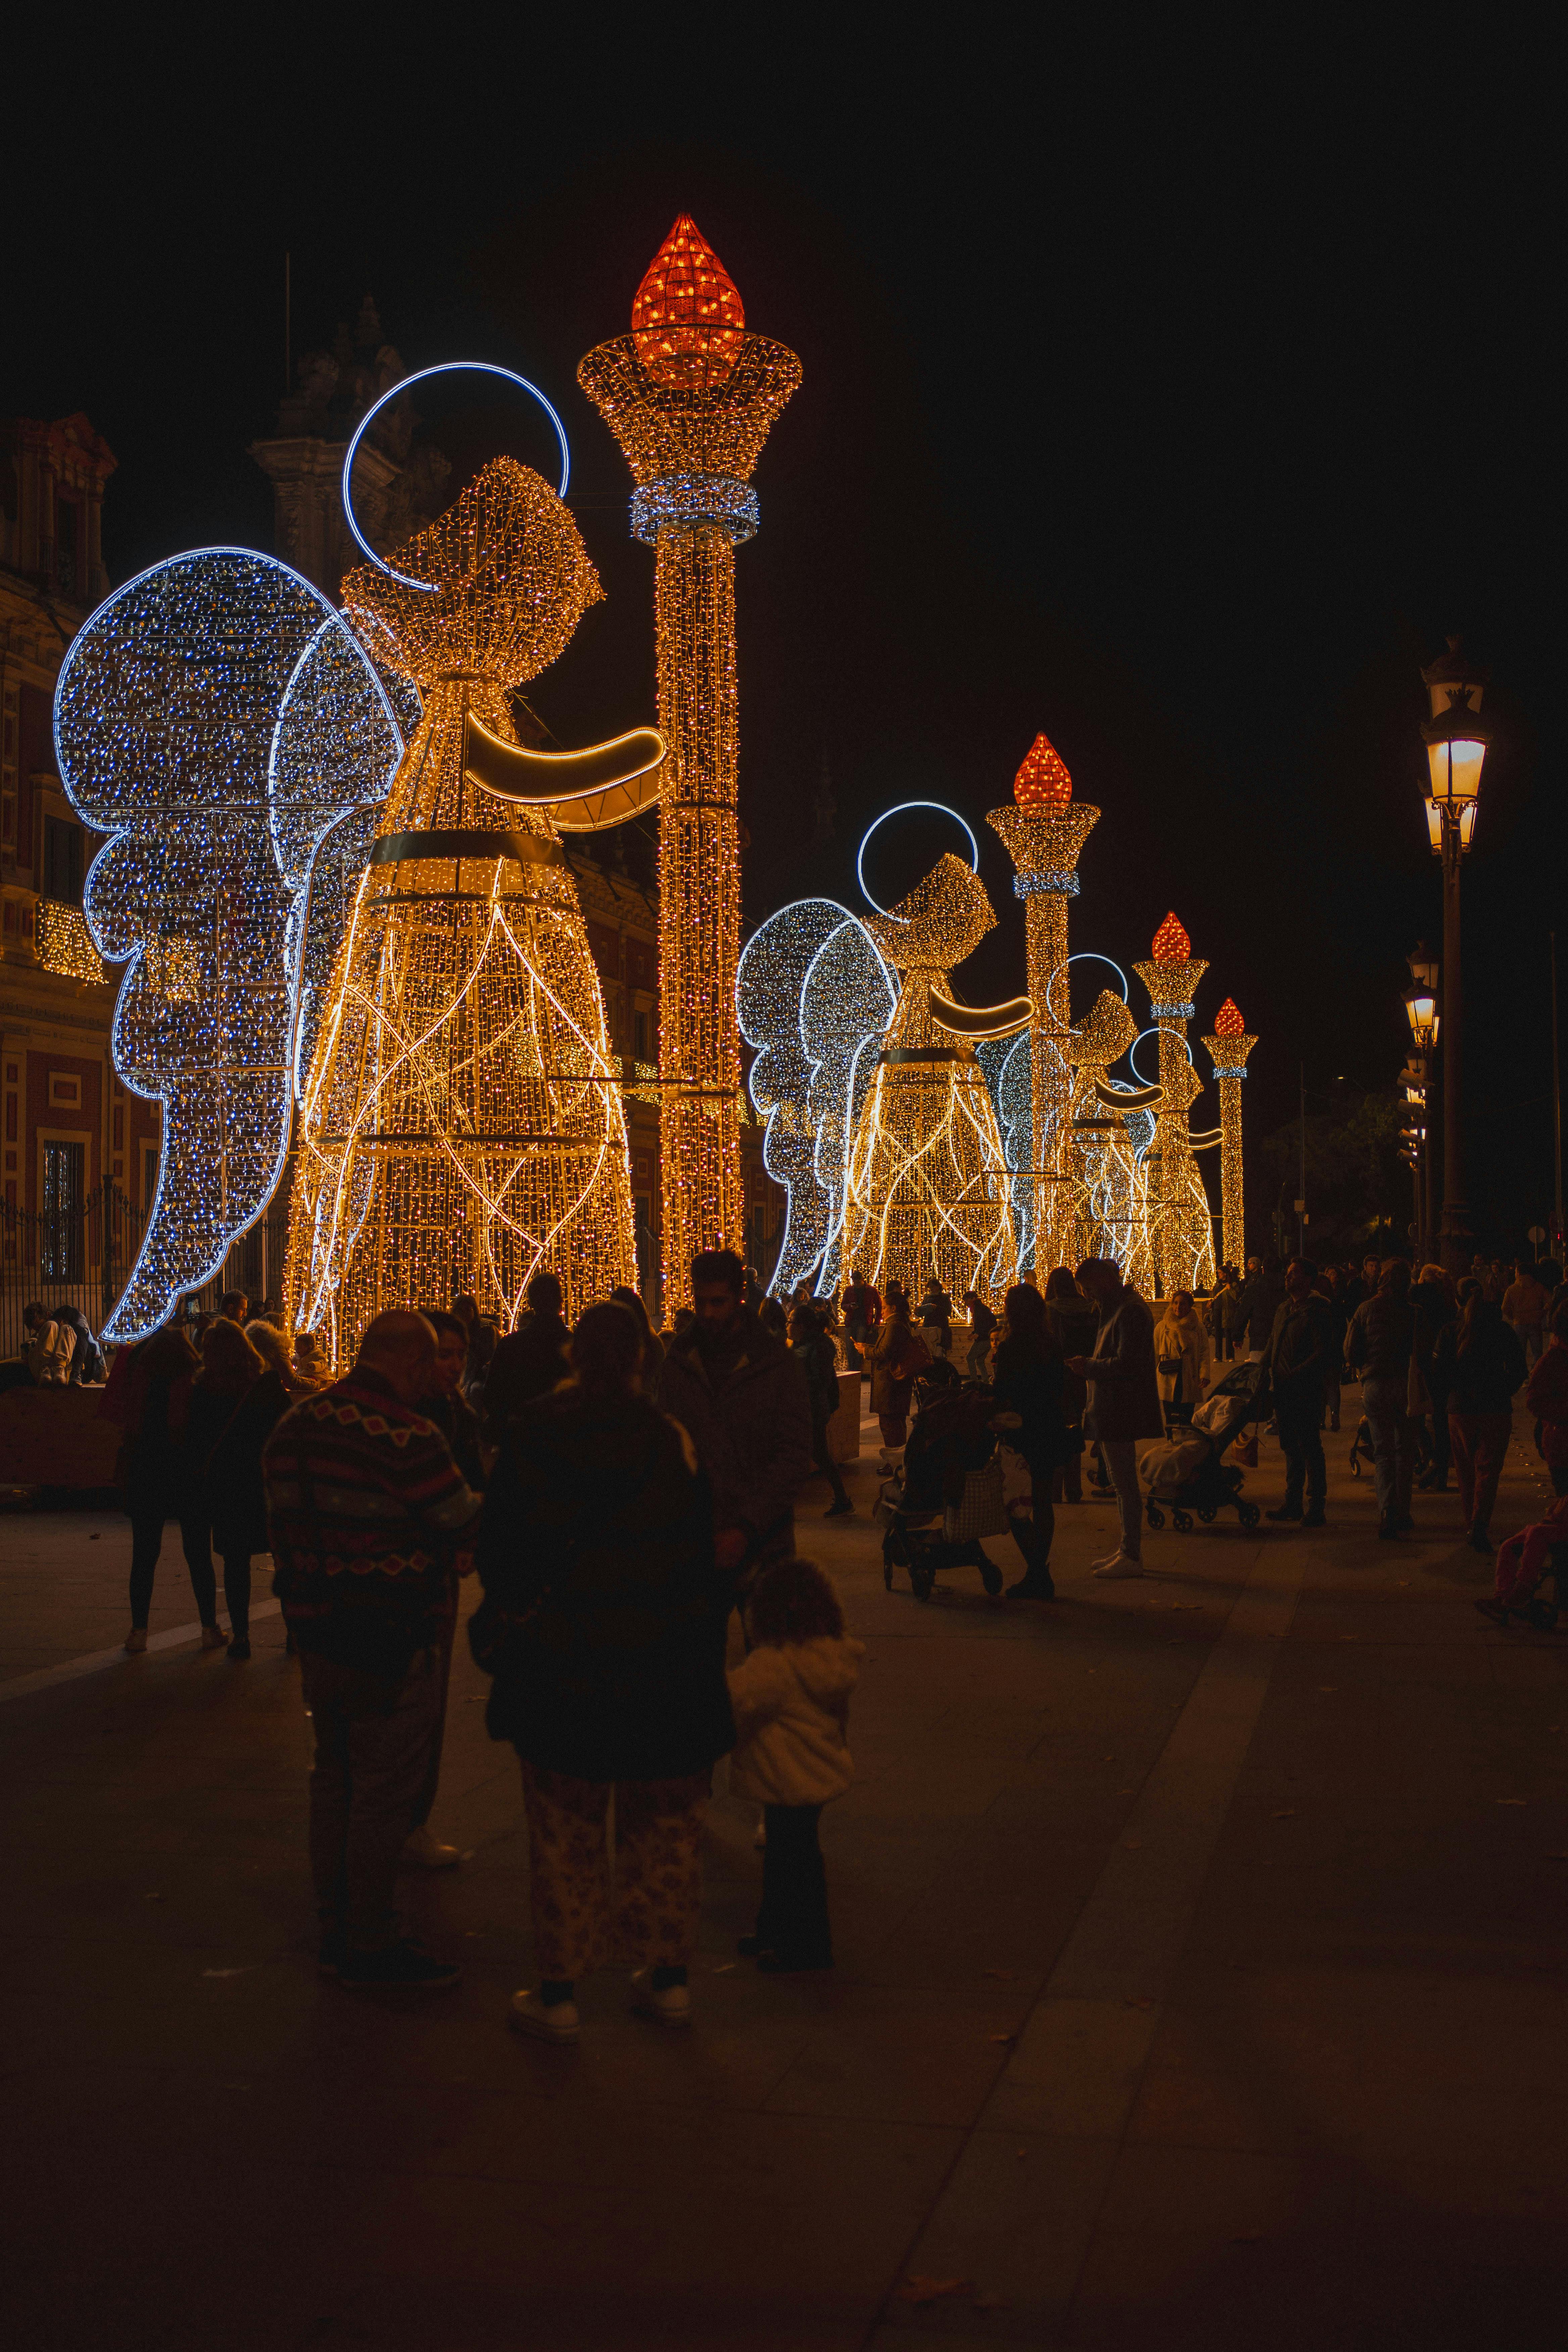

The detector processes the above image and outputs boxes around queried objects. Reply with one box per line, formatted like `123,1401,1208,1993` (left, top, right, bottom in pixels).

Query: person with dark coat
1237,1257,1285,1359
1433,1287,1528,1552
840,1270,882,1373
480,1301,735,2043
1526,1302,1568,1498
480,1270,571,1445
991,1284,1068,1600
1043,1268,1097,1501
612,1284,665,1390
103,1323,220,1655
1065,1257,1164,1578
265,1311,482,1992
1411,1264,1457,1489
1346,1260,1417,1538
656,1249,814,1583
918,1278,954,1358
867,1290,932,1448
185,1318,291,1659
960,1290,997,1378
1259,1259,1332,1525
789,1302,852,1517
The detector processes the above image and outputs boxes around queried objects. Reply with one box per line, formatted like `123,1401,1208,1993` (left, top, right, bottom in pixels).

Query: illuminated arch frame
1128,1023,1195,1089
856,801,980,918
340,362,572,592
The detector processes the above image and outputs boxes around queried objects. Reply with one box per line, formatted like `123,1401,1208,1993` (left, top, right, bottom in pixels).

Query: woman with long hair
992,1284,1068,1601
1042,1267,1097,1501
478,1300,734,2043
187,1318,291,1658
788,1301,852,1516
611,1284,665,1389
868,1287,931,1449
1153,1288,1210,1427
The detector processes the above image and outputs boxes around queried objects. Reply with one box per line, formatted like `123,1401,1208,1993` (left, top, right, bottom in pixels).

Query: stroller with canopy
1139,1359,1265,1534
876,1368,1008,1601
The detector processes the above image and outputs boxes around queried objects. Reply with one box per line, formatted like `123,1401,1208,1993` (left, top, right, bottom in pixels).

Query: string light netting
986,734,1099,1273
840,854,1017,1305
52,548,399,1340
1200,997,1257,1270
1133,912,1217,1294
285,457,635,1364
580,220,801,1311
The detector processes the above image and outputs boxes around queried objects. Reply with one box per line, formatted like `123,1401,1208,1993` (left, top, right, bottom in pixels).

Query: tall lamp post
1419,639,1491,1271
1403,943,1439,1258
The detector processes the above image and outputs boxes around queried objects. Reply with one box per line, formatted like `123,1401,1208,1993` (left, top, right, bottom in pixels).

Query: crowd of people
55,1230,1568,2027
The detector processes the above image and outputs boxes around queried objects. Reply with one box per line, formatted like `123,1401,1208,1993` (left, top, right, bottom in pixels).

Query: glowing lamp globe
1013,732,1072,808
1151,910,1191,963
1214,997,1245,1038
632,215,746,391
1422,692,1490,807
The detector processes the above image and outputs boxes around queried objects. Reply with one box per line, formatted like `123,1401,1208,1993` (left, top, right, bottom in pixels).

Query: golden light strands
1133,909,1216,1294
986,731,1098,1273
580,219,801,1311
839,853,1017,1304
1200,995,1257,1274
283,457,635,1363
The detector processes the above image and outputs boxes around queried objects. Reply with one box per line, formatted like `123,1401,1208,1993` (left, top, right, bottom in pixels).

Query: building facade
0,413,158,1354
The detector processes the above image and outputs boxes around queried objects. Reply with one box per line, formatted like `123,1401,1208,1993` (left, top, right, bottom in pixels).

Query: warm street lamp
1419,639,1490,1270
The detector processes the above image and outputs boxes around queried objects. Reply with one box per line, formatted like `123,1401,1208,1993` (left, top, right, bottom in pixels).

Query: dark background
7,21,1559,1253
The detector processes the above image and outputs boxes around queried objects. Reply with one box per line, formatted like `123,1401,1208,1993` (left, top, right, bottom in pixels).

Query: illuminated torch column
579,217,801,1311
1199,996,1257,1273
1133,911,1215,1295
986,734,1097,1272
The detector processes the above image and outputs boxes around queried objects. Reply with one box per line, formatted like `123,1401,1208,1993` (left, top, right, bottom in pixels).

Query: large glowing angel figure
286,454,659,1360
53,365,664,1352
740,822,1028,1303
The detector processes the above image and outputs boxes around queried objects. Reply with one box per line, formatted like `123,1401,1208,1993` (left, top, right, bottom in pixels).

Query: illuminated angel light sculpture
1199,996,1256,1270
986,732,1099,1270
53,548,412,1340
1132,912,1218,1293
579,215,801,1310
285,454,652,1360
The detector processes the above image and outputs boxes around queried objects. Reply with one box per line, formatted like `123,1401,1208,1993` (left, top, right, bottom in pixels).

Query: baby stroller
877,1369,1007,1601
1139,1359,1265,1534
1475,1502,1568,1631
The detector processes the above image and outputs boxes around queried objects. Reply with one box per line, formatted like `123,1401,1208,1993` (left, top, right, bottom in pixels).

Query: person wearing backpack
187,1318,292,1660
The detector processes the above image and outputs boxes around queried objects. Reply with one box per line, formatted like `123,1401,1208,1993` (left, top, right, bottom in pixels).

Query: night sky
9,28,1559,1249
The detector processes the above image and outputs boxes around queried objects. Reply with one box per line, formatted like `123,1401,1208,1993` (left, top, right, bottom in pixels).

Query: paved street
4,1398,1567,2351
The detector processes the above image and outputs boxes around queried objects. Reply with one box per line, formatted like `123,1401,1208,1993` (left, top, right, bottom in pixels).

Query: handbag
1157,1354,1184,1377
943,1456,1009,1540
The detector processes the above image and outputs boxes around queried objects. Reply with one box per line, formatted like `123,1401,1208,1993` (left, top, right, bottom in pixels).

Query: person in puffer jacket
727,1558,863,1973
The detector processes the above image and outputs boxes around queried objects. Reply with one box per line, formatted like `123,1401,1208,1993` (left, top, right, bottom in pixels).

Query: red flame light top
631,215,746,391
1013,732,1072,807
1151,910,1191,962
1214,997,1245,1037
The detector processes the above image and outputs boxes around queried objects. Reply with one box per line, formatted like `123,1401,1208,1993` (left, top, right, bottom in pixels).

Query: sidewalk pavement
3,1393,1567,2350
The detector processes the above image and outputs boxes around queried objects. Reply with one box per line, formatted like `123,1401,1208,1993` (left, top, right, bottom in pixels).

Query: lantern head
1013,732,1072,808
632,216,746,391
1151,910,1191,963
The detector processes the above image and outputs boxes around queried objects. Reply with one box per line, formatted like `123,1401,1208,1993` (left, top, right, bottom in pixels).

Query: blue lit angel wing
801,916,897,1296
53,548,403,1340
738,898,897,1295
267,617,411,1104
740,898,853,1294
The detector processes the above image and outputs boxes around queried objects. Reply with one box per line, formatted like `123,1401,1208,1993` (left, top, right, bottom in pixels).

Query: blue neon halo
340,362,572,595
1044,950,1130,1008
1128,1023,1195,1088
856,801,980,919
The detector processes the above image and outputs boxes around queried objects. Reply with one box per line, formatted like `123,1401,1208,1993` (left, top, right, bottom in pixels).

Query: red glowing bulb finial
1152,911,1191,962
631,215,746,390
1214,997,1245,1037
1013,732,1072,808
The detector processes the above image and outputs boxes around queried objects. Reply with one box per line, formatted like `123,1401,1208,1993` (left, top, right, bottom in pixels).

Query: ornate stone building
0,412,159,1349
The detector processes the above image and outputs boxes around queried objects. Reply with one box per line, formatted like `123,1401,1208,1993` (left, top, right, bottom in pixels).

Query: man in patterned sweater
264,1311,482,1990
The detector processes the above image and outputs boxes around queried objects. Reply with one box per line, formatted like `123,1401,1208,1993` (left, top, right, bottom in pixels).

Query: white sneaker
509,1988,580,2043
630,1968,691,2026
401,1826,461,1870
1093,1554,1145,1579
1091,1550,1124,1570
